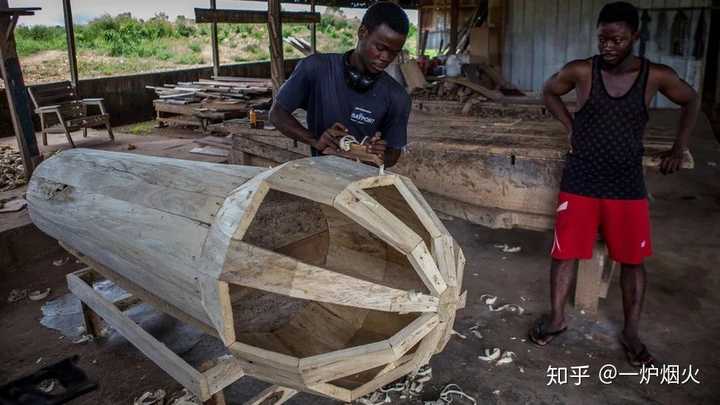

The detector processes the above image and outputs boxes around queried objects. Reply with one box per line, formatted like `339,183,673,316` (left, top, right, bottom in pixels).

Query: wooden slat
390,176,447,239
349,355,416,400
233,136,305,164
62,244,218,337
195,8,320,24
299,341,395,385
67,271,210,399
65,114,108,128
220,242,439,313
407,242,448,297
202,356,246,397
388,313,439,358
333,186,423,255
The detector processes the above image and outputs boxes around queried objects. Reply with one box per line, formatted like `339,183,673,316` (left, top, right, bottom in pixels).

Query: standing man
269,2,411,168
529,2,699,367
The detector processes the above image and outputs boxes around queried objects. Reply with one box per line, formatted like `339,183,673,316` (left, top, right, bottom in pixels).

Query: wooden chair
27,81,114,148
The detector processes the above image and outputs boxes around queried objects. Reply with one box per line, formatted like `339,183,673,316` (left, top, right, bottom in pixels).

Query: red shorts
551,192,652,264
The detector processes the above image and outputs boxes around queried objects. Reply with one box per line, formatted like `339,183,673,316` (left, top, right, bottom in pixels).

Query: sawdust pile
0,145,26,191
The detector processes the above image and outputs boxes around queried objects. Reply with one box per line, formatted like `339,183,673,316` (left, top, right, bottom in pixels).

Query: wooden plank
202,355,246,397
388,314,439,358
432,235,457,288
0,8,41,177
407,242,448,297
573,240,608,314
221,242,439,313
392,176,448,238
400,61,427,91
298,341,395,385
229,341,301,375
244,385,297,405
349,355,416,400
67,271,211,399
264,157,379,206
445,77,503,100
334,186,423,255
234,136,305,164
455,240,466,290
195,8,320,24
268,0,284,94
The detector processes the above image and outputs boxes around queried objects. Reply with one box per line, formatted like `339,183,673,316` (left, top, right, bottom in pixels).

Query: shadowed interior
225,189,427,377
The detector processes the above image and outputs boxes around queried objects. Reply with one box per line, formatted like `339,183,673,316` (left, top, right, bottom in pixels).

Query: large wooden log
26,149,464,401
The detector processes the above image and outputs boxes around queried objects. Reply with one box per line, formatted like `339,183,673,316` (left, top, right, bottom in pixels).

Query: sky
10,0,417,26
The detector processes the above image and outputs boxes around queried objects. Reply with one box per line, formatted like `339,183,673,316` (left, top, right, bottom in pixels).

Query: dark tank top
560,55,650,199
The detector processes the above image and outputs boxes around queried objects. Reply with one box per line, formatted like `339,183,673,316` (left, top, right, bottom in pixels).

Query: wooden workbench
218,110,693,313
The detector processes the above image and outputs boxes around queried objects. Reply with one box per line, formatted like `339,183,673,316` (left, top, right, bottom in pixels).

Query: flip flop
528,317,567,346
619,336,656,367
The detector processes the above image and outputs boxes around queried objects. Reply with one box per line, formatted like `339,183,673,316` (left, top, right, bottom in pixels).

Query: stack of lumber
411,75,573,120
402,62,563,119
148,77,273,130
149,77,272,102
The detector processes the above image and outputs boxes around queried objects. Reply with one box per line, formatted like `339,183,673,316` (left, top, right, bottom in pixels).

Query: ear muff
343,50,379,93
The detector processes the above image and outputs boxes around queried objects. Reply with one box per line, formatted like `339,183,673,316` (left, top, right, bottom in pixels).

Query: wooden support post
0,3,42,178
61,0,78,88
210,0,220,78
574,241,616,314
268,0,284,95
448,0,459,54
67,268,246,402
310,0,316,54
487,0,505,68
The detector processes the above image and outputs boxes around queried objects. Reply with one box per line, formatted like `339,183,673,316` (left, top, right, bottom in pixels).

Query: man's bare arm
269,103,342,152
654,65,700,174
269,103,319,148
543,61,586,134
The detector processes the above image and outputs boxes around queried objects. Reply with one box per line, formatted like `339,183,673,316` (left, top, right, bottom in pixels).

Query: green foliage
17,11,420,77
127,121,155,135
15,25,67,56
188,42,202,53
173,52,204,65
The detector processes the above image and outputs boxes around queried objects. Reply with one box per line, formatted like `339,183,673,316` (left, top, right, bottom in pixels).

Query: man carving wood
269,2,411,167
528,2,700,367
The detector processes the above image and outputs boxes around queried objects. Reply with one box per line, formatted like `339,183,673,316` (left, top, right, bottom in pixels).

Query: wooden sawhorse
66,255,298,405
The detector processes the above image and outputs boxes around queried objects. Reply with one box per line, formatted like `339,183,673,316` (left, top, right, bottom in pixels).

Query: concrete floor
1,113,719,404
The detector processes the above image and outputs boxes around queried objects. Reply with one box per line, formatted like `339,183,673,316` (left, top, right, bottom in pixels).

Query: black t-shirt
274,53,411,151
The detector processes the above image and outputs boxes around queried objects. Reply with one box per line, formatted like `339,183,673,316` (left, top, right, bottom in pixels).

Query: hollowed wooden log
26,149,465,401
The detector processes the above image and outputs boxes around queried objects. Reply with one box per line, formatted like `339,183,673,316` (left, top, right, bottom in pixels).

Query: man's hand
315,122,347,153
366,133,386,163
655,145,685,175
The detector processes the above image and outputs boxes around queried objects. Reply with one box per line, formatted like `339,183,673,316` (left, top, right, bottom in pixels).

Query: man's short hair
597,2,640,32
361,2,409,36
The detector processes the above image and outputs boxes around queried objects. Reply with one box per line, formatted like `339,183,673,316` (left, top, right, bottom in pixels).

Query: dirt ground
1,111,719,404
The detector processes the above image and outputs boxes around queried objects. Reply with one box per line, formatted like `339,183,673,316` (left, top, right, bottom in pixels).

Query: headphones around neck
343,50,380,93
